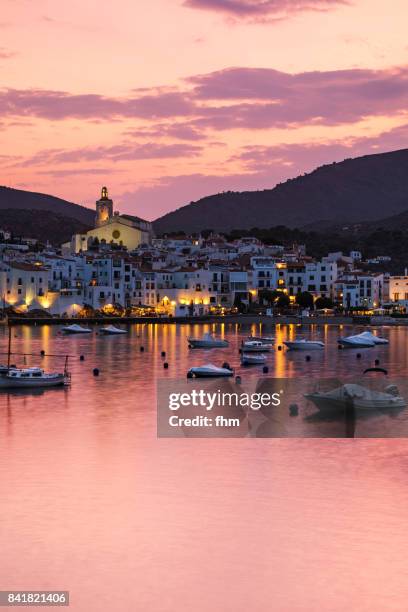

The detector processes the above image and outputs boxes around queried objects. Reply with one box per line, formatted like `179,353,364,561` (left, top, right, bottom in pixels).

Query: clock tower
95,186,113,227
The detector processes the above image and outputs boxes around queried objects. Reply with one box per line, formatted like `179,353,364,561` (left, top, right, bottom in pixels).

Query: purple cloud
0,89,194,120
1,64,407,129
186,66,408,127
183,0,348,20
126,122,205,141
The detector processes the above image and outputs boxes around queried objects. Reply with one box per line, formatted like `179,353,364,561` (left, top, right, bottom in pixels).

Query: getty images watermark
157,377,408,438
157,378,298,438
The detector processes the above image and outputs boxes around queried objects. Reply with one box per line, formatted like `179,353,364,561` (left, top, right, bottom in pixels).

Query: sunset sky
1,0,407,219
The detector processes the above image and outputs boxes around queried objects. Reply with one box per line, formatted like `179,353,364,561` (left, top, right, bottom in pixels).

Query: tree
315,296,333,309
295,291,314,309
276,293,290,308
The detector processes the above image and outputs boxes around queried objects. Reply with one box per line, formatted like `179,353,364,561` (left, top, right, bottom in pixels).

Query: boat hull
188,340,229,348
337,339,374,348
0,375,67,389
284,341,324,350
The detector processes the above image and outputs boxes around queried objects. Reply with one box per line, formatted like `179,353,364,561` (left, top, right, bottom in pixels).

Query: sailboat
0,327,70,389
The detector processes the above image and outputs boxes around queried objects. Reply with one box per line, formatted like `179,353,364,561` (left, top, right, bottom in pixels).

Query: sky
0,0,407,219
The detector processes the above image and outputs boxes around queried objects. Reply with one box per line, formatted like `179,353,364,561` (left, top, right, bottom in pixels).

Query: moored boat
61,324,92,334
0,367,69,389
247,335,274,344
188,333,229,348
99,325,127,335
241,353,267,365
338,334,375,348
188,363,234,378
241,340,273,352
305,383,405,413
283,339,325,350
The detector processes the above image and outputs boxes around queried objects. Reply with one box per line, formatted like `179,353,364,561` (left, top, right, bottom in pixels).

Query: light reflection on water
1,323,408,611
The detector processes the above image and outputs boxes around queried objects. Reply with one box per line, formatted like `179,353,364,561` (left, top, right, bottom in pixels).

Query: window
18,278,22,285
394,293,399,301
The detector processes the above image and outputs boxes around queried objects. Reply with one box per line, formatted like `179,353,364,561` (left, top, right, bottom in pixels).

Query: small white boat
338,334,375,348
188,333,229,348
61,324,92,334
99,325,127,335
241,340,273,352
241,353,267,365
188,363,234,378
305,383,405,412
358,331,389,345
247,335,274,344
283,339,325,350
0,367,68,389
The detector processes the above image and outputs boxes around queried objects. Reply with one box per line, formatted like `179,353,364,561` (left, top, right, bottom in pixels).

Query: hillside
153,149,408,234
0,186,95,225
0,209,91,244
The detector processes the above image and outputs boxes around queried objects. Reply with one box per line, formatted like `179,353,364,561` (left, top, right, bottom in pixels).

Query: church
64,187,153,254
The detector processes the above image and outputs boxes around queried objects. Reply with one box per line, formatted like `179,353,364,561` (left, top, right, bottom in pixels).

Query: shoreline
4,314,408,327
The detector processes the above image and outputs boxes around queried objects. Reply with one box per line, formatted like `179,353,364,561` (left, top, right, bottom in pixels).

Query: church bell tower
95,186,113,227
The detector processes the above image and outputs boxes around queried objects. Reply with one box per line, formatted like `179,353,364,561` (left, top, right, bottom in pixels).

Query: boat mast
7,325,11,371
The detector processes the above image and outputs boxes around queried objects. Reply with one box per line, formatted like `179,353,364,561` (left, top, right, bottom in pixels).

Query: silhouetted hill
0,186,95,225
0,209,90,244
153,149,408,234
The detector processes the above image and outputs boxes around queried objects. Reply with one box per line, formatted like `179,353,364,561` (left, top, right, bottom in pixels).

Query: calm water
2,322,408,611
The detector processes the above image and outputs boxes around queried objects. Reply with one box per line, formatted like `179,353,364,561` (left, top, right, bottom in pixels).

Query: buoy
163,362,169,369
187,371,193,379
161,351,166,357
289,403,299,416
40,349,45,356
306,355,311,362
140,346,144,352
93,368,99,376
263,365,269,374
80,355,85,361
278,345,282,351
235,375,242,384
375,358,380,366
356,353,361,359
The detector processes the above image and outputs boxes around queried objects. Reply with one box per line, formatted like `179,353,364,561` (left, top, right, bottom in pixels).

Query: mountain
153,149,408,234
0,209,91,244
0,185,95,225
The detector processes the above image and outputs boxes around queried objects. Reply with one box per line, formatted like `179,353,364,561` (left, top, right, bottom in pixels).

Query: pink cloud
0,47,16,59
